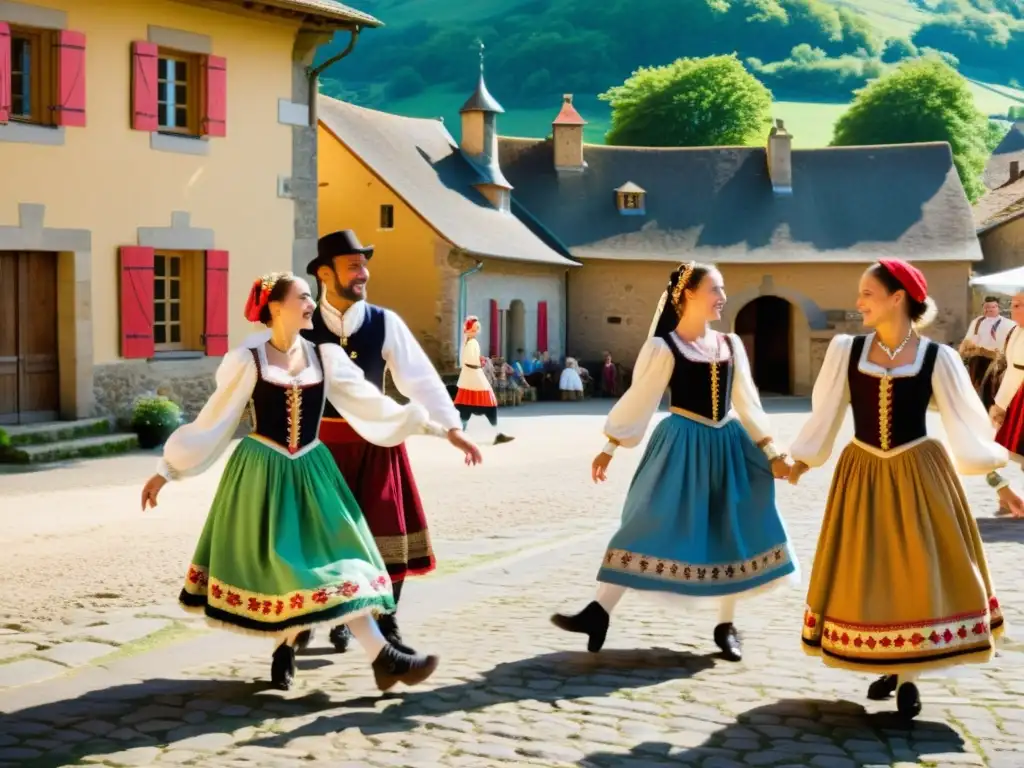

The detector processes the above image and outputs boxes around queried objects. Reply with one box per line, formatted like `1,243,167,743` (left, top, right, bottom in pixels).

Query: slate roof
497,138,982,264
240,0,382,27
985,122,1024,190
318,97,575,266
975,176,1024,233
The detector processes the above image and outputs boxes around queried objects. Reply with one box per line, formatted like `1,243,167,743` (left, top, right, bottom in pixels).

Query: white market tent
969,266,1024,292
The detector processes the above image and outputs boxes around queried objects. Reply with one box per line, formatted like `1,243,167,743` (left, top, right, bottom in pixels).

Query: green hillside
320,0,1024,147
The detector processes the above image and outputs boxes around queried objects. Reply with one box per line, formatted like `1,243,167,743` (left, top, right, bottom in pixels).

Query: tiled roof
248,0,381,27
553,96,587,126
975,176,1024,232
498,138,982,263
318,97,575,266
985,122,1024,190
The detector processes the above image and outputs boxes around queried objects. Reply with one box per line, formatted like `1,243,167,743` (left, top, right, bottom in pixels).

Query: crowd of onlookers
482,349,630,406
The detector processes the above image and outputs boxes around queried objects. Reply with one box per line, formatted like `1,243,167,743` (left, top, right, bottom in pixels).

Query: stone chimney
553,94,587,173
1011,160,1021,183
458,62,512,211
767,119,793,196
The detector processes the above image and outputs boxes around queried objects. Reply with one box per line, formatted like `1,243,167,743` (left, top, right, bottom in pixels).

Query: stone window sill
0,122,66,146
151,132,210,156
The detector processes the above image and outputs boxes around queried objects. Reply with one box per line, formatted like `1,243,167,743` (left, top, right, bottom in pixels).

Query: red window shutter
204,250,230,356
201,55,227,137
537,300,549,353
489,299,499,357
131,41,158,131
120,247,155,359
0,23,10,125
54,30,86,127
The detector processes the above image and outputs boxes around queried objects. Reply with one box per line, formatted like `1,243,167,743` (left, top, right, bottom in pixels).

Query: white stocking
898,671,920,687
346,614,389,661
596,583,626,614
717,596,737,624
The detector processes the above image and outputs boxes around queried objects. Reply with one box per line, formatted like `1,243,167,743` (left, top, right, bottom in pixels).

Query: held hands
447,429,483,466
997,485,1024,517
788,461,811,486
141,474,168,511
990,405,1006,428
592,452,612,483
770,456,792,481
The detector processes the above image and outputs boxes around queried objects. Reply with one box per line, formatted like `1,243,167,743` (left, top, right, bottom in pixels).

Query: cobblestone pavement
2,401,1024,767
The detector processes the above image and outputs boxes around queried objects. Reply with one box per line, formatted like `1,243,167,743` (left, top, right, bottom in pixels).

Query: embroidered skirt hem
800,439,1003,676
596,414,797,600
995,384,1024,460
454,387,497,408
179,437,397,636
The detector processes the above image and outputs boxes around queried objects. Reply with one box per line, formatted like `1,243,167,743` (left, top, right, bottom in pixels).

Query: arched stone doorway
507,300,526,359
734,296,793,395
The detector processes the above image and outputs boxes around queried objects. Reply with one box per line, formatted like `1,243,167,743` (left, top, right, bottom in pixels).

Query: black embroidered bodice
303,302,387,419
666,334,735,422
247,343,325,454
847,334,939,452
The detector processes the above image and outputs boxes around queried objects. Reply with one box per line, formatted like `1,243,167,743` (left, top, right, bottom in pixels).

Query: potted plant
130,395,183,449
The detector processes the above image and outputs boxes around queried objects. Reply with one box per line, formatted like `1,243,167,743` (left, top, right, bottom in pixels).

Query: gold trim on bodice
710,359,721,422
285,382,303,455
878,373,893,451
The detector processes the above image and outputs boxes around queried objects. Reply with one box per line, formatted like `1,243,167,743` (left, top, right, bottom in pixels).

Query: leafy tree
881,36,919,63
387,66,427,100
601,55,773,147
831,57,992,201
1009,105,1024,119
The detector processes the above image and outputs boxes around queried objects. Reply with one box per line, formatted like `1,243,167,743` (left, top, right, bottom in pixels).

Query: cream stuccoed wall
0,0,297,366
464,261,567,362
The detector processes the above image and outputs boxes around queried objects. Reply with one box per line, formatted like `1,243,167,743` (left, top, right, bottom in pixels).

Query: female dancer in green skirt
141,272,481,690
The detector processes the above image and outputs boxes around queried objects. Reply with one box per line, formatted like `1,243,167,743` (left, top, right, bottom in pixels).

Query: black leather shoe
293,630,312,650
714,622,742,662
377,613,416,655
494,433,515,445
550,601,609,652
271,643,296,690
896,681,922,719
867,674,899,701
371,645,440,692
329,624,351,653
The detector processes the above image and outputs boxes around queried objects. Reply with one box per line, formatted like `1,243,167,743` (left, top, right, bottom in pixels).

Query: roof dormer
615,182,646,215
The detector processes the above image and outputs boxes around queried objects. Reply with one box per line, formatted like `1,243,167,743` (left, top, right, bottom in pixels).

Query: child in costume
454,315,513,445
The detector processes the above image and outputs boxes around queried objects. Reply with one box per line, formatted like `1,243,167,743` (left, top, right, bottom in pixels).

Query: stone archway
735,296,793,395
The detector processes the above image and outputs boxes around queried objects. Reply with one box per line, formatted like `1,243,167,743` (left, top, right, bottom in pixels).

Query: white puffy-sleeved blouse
789,333,1007,475
995,328,1024,412
157,332,443,481
603,332,773,452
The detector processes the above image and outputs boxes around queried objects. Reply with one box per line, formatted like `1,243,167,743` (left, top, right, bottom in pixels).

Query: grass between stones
81,621,207,667
426,535,575,579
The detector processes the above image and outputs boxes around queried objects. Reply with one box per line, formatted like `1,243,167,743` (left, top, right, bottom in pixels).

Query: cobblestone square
1,400,1023,767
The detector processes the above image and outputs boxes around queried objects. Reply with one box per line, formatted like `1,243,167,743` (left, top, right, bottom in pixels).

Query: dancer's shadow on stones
238,646,717,749
577,698,968,768
0,648,714,768
976,516,1024,544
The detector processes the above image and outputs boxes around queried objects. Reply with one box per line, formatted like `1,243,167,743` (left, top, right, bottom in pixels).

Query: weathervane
477,39,485,75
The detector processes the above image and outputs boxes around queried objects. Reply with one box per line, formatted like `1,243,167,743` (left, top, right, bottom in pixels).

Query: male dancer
296,230,480,654
960,296,1017,410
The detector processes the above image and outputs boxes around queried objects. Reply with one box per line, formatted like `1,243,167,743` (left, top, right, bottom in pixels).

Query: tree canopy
831,57,992,200
601,55,773,147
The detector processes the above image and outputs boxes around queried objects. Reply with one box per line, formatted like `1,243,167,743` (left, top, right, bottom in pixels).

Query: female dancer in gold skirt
789,258,1024,719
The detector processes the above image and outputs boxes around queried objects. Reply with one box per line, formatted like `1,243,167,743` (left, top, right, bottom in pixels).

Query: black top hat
306,229,374,276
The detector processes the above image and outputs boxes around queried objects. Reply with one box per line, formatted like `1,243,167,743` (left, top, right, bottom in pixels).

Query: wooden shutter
0,23,10,125
201,55,227,137
119,247,155,359
54,30,86,127
537,300,549,353
204,250,229,356
489,299,499,357
131,41,158,131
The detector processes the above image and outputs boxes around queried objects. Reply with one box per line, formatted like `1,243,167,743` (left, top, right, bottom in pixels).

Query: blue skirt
597,413,797,599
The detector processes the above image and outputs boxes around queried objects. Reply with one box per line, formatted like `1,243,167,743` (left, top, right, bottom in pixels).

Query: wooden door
0,252,59,425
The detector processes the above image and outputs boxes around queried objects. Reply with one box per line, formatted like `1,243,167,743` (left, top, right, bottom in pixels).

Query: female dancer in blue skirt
551,261,798,660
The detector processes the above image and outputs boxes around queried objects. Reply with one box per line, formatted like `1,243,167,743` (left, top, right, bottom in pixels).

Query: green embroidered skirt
179,436,396,635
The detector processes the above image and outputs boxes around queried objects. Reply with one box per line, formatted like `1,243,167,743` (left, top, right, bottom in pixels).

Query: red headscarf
877,258,928,303
464,315,480,333
243,273,289,323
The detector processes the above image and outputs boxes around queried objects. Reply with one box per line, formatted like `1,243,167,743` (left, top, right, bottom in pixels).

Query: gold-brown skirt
801,438,1004,674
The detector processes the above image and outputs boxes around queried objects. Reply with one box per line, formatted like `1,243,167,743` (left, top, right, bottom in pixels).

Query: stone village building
971,154,1024,313
318,75,982,396
0,0,380,441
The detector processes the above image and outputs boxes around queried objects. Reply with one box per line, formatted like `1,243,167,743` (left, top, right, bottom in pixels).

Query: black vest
302,303,388,419
247,342,326,454
666,334,735,423
848,334,939,452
